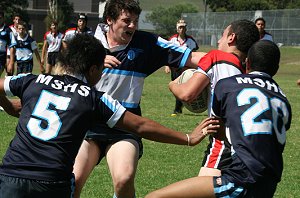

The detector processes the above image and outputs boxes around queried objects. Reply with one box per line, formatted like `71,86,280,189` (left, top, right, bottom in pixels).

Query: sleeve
4,74,32,97
97,92,126,128
9,32,17,48
31,39,38,50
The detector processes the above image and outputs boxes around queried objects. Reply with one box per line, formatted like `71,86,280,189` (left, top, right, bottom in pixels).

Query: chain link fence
182,9,300,47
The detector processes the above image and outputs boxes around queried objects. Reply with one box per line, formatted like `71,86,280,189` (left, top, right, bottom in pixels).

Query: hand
104,55,121,69
188,117,222,146
0,97,22,118
165,66,170,74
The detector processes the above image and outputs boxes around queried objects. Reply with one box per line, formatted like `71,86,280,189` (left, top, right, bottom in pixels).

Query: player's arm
7,47,15,76
169,72,209,103
184,51,207,69
0,79,21,117
116,111,220,146
41,40,48,66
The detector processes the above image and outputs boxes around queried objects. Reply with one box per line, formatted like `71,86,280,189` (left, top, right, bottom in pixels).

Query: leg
73,140,102,198
45,63,53,74
145,176,215,198
106,139,140,198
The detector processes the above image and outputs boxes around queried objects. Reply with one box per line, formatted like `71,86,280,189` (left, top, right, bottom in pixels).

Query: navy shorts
85,124,143,164
17,60,33,74
0,174,75,198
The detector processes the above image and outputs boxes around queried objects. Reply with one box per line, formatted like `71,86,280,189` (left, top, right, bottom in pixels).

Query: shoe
0,106,3,111
171,110,182,117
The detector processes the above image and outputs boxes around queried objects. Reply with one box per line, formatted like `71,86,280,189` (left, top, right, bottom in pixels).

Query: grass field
0,46,300,197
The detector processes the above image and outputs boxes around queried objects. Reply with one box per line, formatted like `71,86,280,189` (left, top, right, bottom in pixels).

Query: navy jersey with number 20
211,72,292,186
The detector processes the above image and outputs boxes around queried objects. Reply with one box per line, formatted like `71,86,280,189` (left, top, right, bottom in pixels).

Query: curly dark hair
58,34,106,75
103,0,141,24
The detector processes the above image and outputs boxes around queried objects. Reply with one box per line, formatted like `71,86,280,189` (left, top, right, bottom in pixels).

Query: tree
0,0,29,24
44,0,74,32
206,0,300,11
146,3,198,38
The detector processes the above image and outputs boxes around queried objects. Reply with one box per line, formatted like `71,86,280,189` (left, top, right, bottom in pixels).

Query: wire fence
182,9,300,47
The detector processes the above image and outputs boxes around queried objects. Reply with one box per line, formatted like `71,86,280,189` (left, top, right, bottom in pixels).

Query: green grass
1,46,300,197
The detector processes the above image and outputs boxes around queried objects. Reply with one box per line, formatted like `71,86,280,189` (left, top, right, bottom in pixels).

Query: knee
113,171,135,191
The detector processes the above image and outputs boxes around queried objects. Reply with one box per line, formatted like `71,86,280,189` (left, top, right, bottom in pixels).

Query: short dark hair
103,0,142,24
228,19,260,55
58,34,106,75
247,40,280,77
255,17,266,25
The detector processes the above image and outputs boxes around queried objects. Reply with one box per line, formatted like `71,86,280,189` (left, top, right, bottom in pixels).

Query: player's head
246,40,280,77
218,20,259,56
12,13,22,25
50,20,58,32
17,21,27,36
255,17,266,34
77,13,87,30
103,0,141,45
230,19,260,54
176,19,187,35
57,34,106,86
103,0,141,24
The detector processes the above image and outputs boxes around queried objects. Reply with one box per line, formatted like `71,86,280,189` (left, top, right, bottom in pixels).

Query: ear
228,33,236,44
106,17,113,26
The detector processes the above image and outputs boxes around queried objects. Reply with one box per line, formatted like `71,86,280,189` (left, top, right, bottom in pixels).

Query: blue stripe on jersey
101,93,118,112
180,47,191,67
102,68,147,78
157,37,186,53
214,182,244,198
120,101,139,108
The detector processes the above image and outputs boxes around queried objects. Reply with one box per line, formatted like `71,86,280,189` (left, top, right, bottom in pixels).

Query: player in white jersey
165,19,199,116
62,13,93,49
41,21,64,74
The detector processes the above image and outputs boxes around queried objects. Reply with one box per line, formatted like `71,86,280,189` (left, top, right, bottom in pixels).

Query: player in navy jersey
0,11,16,76
73,1,206,198
0,34,220,198
255,17,273,41
169,19,260,177
146,40,292,198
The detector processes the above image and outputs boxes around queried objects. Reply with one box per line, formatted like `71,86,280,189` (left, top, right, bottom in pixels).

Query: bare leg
73,140,102,198
145,176,215,198
106,139,139,198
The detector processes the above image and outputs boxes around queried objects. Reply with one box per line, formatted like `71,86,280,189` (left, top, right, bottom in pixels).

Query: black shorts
47,52,59,66
85,124,144,164
0,174,75,198
17,61,33,74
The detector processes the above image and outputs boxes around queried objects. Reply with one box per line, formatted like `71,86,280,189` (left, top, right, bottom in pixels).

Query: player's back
1,74,111,181
213,72,292,184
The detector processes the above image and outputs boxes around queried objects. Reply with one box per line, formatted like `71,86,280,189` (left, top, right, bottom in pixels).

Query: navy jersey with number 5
0,74,126,181
211,72,292,186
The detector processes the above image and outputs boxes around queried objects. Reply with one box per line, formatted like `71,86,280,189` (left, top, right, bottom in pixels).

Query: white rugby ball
178,69,208,113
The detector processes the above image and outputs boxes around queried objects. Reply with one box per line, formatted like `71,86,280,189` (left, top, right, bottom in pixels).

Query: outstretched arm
116,111,220,146
0,79,21,117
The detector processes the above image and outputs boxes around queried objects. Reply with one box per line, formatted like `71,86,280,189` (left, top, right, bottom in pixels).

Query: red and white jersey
169,34,199,51
198,50,245,169
43,31,64,52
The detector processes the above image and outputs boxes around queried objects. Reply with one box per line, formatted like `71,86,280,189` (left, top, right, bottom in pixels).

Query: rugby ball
178,69,208,113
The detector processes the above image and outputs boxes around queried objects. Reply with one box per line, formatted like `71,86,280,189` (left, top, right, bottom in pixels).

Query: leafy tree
0,0,29,24
146,3,198,38
206,0,300,11
44,0,74,32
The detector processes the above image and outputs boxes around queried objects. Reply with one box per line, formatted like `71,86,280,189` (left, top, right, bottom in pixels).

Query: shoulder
169,34,178,40
65,27,76,34
133,30,157,41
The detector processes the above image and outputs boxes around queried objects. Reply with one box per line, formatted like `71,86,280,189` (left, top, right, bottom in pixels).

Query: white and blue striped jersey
0,74,126,181
94,24,191,112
